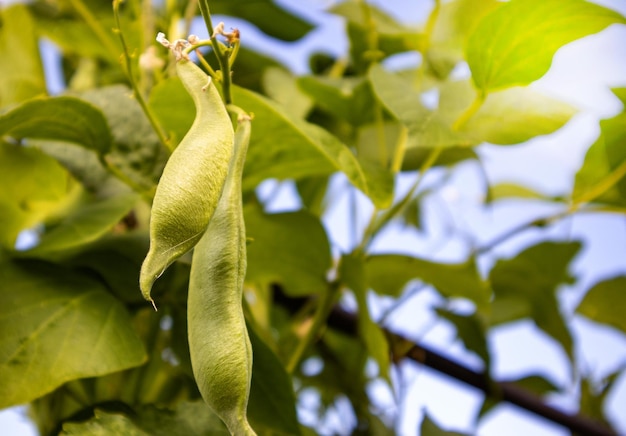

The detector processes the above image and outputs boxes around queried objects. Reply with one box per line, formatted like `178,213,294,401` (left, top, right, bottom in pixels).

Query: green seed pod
188,115,255,435
140,59,234,306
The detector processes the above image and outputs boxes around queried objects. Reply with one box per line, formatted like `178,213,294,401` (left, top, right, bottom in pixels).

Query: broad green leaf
148,77,194,148
21,193,138,257
466,0,626,93
579,369,623,430
353,123,396,204
263,68,313,120
233,86,391,208
296,176,330,217
366,254,489,310
0,260,146,408
132,401,229,435
211,0,313,42
573,107,626,207
247,325,301,435
612,87,626,106
421,413,467,436
426,0,501,78
0,142,69,249
439,81,577,145
486,182,564,204
339,253,391,383
298,76,377,126
77,85,169,192
0,97,112,154
489,241,581,359
244,205,331,296
330,3,423,72
577,276,626,334
61,410,148,436
0,5,46,106
435,308,490,366
368,65,478,171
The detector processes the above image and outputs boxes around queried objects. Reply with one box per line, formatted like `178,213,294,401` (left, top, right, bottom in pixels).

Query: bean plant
0,0,625,435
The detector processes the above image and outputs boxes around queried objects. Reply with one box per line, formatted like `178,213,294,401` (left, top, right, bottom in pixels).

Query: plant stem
112,0,171,152
286,282,340,374
356,145,443,254
198,0,233,104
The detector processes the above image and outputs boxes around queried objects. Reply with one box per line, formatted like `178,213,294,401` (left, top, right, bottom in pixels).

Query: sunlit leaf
244,204,331,296
0,5,46,106
427,0,501,78
0,260,146,408
489,241,581,359
577,276,626,334
573,103,626,207
0,143,69,249
366,254,489,310
487,182,564,204
466,0,626,93
0,97,112,154
439,81,577,145
233,86,391,208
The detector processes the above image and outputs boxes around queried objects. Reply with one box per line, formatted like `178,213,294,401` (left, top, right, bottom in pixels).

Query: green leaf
148,77,194,148
487,182,564,204
244,205,331,296
579,369,623,430
466,0,626,93
211,0,313,42
263,68,313,120
421,413,467,436
339,253,391,383
0,260,146,408
0,97,112,154
435,308,490,366
366,254,489,310
330,3,423,72
368,65,478,171
0,142,69,249
76,85,169,192
61,410,148,436
439,81,577,145
20,193,138,257
247,325,301,435
427,0,501,78
489,241,581,359
296,176,330,217
233,86,391,208
133,401,229,435
0,5,46,106
573,110,626,207
577,276,626,334
298,76,377,126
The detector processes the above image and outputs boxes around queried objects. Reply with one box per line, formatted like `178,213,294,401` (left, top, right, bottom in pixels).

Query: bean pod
140,59,234,306
188,115,255,435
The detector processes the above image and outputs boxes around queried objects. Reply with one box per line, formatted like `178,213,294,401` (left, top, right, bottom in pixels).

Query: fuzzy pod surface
140,59,234,306
188,117,255,435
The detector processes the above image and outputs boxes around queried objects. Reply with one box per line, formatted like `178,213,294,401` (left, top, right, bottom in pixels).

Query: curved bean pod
188,115,255,435
140,59,234,306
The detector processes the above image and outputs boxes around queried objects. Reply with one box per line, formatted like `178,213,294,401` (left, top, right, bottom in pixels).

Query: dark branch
273,287,616,436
